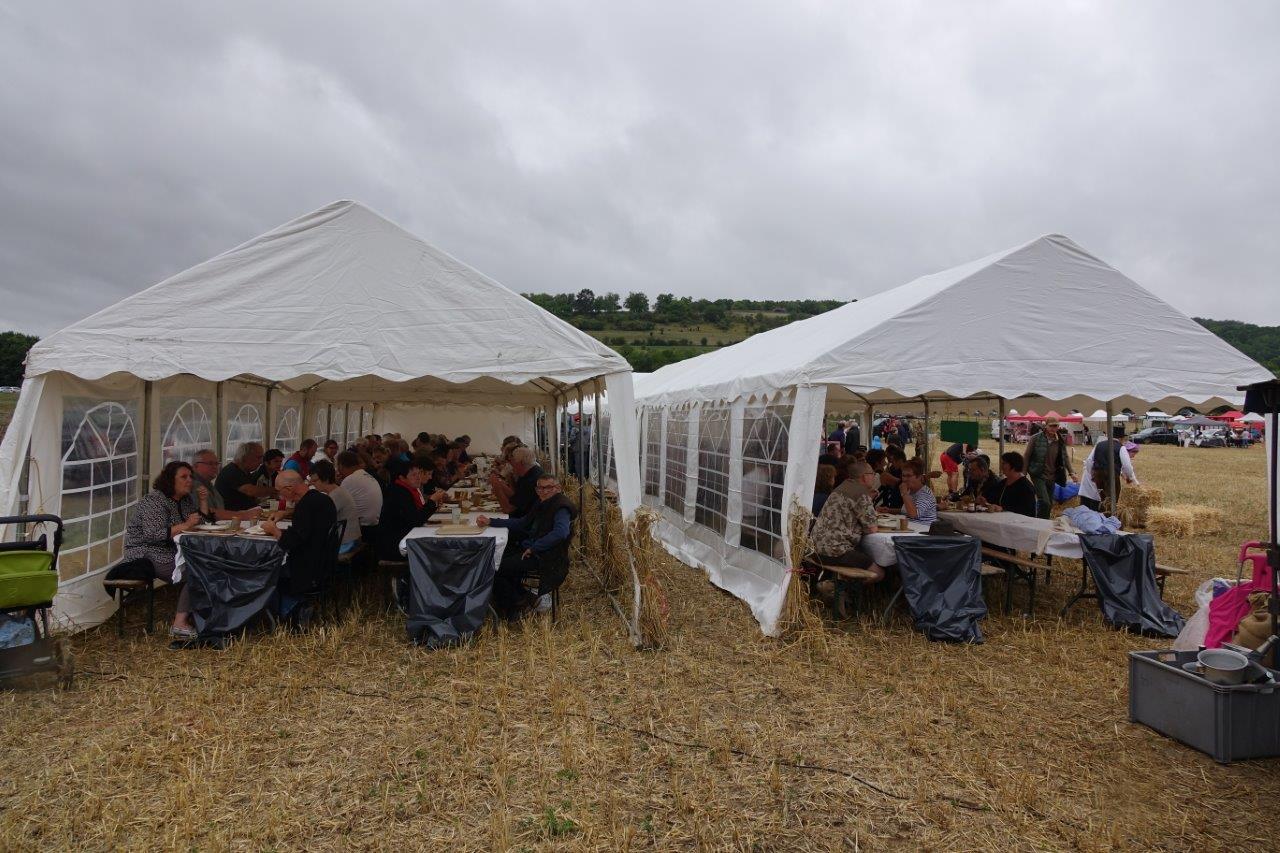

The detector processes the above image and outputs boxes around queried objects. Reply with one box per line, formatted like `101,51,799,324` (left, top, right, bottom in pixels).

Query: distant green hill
523,291,847,371
1194,318,1280,378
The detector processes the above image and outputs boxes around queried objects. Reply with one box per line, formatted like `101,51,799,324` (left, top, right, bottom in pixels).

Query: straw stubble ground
2,443,1280,849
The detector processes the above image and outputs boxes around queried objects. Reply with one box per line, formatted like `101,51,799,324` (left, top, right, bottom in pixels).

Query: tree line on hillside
1195,318,1280,378
522,290,847,330
0,332,38,387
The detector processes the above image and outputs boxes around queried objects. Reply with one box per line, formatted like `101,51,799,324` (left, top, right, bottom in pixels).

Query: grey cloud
1,1,1278,337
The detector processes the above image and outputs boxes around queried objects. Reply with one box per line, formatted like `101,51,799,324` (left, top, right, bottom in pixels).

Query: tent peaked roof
638,234,1272,407
26,200,629,388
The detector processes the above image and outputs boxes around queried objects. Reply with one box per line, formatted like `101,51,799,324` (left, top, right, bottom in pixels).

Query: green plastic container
0,550,58,609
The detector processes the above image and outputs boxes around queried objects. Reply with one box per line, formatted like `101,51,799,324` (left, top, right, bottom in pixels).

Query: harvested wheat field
2,443,1279,850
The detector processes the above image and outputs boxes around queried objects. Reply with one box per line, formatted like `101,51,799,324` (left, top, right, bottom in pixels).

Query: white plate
195,524,225,531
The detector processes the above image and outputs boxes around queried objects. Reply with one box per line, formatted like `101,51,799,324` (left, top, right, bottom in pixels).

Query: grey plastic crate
1129,649,1280,763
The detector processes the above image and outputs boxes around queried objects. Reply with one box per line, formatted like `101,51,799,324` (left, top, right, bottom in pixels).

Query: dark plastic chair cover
892,535,986,643
1079,533,1185,637
181,536,284,638
405,537,496,648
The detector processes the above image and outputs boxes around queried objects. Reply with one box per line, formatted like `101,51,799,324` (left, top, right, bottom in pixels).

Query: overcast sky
2,1,1278,337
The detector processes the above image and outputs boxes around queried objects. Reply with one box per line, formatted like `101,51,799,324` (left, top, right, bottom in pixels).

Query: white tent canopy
0,200,642,628
634,234,1272,634
1242,413,1266,423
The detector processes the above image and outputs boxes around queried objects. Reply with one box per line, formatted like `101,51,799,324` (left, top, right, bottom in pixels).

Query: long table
937,510,1085,559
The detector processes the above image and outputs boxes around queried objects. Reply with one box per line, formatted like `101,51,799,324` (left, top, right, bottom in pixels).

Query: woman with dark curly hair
121,460,213,638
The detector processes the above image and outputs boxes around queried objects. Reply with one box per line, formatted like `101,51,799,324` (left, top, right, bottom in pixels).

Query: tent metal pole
215,382,225,461
141,380,154,500
325,404,332,442
594,379,606,561
997,396,1006,464
1106,401,1117,513
921,397,930,466
576,384,586,521
864,402,873,451
344,402,351,448
264,385,274,452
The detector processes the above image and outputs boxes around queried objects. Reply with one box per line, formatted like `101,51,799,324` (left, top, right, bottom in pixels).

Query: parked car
1193,430,1228,448
1131,426,1179,445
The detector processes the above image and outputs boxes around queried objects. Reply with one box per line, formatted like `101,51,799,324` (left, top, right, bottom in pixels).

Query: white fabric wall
601,371,637,512
12,372,146,629
375,403,537,453
639,385,826,635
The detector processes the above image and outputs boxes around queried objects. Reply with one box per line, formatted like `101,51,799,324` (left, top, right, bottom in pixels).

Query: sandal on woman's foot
169,625,197,639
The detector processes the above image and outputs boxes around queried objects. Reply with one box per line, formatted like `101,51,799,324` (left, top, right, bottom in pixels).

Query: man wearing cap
1023,416,1077,518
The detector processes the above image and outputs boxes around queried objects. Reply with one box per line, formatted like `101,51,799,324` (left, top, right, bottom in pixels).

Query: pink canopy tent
1059,412,1084,423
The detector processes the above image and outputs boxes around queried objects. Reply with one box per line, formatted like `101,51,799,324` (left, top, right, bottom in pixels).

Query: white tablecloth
859,520,933,566
399,513,510,569
938,510,1082,558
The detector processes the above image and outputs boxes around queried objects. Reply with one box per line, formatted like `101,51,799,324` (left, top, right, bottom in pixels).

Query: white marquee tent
0,200,642,628
633,234,1273,634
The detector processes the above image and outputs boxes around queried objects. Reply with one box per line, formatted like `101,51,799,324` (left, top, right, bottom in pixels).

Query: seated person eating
121,460,214,639
263,470,337,612
490,447,543,518
895,458,938,523
477,475,577,619
960,455,999,502
376,459,449,561
978,452,1037,517
808,462,885,584
216,442,277,512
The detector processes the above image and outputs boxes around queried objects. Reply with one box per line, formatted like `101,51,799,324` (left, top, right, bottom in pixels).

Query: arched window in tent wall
329,407,345,447
663,408,690,515
643,408,662,498
160,398,212,464
694,404,732,534
346,406,362,448
59,400,139,581
273,406,301,453
224,403,264,459
314,408,329,443
739,400,792,560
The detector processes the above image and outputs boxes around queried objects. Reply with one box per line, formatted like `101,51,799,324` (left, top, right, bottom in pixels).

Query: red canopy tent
1213,410,1245,421
1059,412,1085,423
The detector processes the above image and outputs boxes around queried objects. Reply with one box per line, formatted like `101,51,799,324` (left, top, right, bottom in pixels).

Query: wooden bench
801,558,879,620
980,547,1045,616
102,578,156,637
1154,563,1189,596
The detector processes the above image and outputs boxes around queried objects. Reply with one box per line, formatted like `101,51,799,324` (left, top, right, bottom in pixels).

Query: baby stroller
0,514,73,687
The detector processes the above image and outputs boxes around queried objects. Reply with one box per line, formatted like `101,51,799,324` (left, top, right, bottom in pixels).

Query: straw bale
1145,506,1197,536
1116,483,1163,528
1188,504,1224,535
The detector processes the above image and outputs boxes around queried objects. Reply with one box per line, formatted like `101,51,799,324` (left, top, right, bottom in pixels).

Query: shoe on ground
169,625,197,639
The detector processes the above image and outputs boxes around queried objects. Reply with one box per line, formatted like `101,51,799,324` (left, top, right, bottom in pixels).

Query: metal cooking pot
1197,648,1249,686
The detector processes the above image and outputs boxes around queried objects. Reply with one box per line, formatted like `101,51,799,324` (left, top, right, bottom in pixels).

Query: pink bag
1204,543,1273,649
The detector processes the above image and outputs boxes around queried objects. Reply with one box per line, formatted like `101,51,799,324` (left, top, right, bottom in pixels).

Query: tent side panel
0,375,46,522
758,384,827,635
604,372,641,514
33,373,146,630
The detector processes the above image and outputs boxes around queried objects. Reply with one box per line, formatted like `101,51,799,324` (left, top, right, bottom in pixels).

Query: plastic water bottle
451,504,461,524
